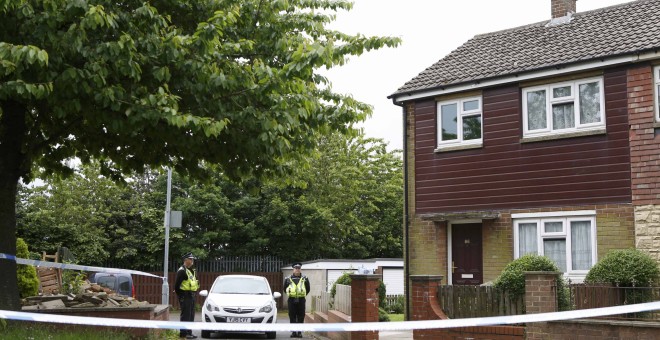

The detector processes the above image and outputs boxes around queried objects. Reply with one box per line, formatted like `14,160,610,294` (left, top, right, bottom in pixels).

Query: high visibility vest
180,267,199,291
286,276,307,298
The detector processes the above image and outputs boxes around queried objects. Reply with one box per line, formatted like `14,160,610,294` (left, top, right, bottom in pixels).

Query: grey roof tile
392,0,660,97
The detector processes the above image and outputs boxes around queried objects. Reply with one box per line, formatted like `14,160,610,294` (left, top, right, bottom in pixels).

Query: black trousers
178,292,195,336
288,297,306,324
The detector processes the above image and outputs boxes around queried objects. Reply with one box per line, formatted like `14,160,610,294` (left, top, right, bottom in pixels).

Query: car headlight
206,302,220,312
259,303,273,313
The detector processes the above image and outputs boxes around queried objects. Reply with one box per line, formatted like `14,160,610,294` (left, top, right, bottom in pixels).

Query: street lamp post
162,167,172,305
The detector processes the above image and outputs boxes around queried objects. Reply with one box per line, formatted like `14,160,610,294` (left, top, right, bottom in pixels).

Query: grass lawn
0,321,180,340
388,314,404,322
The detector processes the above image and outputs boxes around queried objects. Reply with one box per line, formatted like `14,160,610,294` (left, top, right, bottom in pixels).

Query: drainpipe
393,98,411,321
402,104,410,320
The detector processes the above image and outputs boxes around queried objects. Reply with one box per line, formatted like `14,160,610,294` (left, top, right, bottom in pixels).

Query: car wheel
201,330,212,338
266,331,276,339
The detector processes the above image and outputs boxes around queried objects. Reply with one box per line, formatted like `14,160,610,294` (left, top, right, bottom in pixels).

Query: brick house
388,0,660,308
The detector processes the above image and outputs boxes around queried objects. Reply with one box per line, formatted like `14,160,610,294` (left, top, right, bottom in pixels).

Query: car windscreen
211,277,270,295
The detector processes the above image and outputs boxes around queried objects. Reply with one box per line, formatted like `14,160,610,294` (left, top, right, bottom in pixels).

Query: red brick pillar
525,271,560,314
410,275,447,339
525,271,561,340
350,274,380,340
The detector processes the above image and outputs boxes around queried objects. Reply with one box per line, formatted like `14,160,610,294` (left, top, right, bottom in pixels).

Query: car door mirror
273,292,281,299
199,290,208,297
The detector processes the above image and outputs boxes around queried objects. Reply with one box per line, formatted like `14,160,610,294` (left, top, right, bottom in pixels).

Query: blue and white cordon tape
2,252,660,332
1,301,660,333
0,253,162,279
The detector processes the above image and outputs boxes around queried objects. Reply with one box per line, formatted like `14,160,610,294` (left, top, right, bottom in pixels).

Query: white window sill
434,142,482,153
564,272,589,284
521,128,606,143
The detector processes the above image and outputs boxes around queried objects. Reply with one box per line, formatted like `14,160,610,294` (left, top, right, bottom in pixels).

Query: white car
199,274,281,339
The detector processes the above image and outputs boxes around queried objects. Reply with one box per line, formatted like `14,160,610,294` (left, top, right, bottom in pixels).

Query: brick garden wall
27,305,169,338
538,320,660,339
410,275,524,339
410,273,660,339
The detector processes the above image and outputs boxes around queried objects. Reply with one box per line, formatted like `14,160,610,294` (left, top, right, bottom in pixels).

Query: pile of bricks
22,282,148,310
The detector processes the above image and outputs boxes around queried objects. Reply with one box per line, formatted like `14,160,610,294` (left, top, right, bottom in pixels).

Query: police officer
284,262,310,338
174,252,199,339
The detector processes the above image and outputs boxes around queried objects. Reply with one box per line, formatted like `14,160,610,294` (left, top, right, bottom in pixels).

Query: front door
451,223,483,285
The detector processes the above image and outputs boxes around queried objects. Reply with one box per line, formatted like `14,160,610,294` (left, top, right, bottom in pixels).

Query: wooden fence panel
312,291,331,314
335,284,351,316
438,285,523,319
568,283,660,320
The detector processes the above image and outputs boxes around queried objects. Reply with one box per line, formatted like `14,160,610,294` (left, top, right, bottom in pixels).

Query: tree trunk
0,100,28,311
0,173,20,311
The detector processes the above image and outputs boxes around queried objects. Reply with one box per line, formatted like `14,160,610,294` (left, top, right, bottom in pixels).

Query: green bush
585,248,660,286
16,238,39,298
378,307,390,322
330,272,352,298
389,295,405,314
62,265,86,295
377,280,386,306
585,248,660,316
494,254,570,311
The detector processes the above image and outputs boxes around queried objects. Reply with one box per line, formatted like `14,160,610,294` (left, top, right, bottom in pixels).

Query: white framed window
513,214,597,276
655,66,660,121
522,77,605,138
436,96,482,148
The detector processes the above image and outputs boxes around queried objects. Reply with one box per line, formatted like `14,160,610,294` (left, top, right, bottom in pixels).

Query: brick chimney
551,0,577,18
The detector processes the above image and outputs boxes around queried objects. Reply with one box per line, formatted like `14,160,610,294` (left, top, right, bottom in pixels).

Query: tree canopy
0,0,400,310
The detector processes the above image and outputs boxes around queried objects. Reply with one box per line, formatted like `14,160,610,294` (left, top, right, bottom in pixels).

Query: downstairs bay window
513,211,597,278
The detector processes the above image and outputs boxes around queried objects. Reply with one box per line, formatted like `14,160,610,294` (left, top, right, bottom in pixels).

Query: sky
322,0,633,151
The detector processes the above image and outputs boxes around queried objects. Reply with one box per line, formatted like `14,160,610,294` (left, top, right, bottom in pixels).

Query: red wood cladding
412,68,631,214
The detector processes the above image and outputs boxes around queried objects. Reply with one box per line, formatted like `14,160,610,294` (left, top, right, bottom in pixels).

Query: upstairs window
436,97,482,148
655,66,660,121
522,77,605,138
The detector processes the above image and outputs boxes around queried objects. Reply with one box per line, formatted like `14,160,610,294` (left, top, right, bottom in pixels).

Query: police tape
1,301,660,333
0,253,163,279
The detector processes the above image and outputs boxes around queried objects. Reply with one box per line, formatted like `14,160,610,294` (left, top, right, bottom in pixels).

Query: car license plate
227,317,250,323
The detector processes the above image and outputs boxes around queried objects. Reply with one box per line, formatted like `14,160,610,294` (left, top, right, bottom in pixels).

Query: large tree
0,0,399,310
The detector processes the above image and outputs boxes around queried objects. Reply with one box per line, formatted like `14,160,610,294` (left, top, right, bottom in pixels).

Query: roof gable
392,0,660,98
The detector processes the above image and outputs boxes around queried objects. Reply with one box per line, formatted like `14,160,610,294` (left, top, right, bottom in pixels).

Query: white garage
381,267,404,295
281,258,404,310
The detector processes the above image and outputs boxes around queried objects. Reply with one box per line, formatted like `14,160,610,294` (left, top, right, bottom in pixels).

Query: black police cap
182,252,196,260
